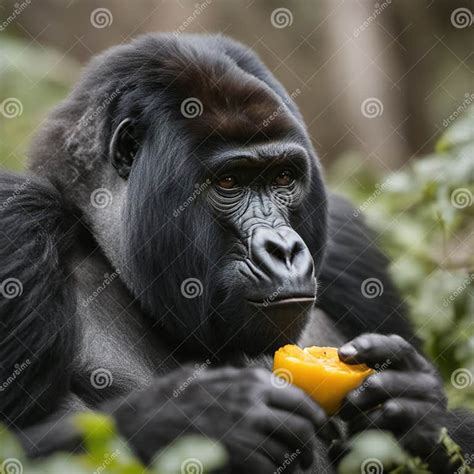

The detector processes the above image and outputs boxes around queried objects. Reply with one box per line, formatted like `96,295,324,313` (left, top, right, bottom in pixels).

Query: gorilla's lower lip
247,296,316,307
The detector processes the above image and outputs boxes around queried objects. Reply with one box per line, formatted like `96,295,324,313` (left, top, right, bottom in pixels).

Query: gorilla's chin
213,298,314,357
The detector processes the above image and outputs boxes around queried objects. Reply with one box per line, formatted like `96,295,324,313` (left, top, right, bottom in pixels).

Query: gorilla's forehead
126,36,300,143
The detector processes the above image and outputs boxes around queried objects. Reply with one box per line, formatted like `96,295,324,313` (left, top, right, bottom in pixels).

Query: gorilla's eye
217,176,238,189
273,169,294,187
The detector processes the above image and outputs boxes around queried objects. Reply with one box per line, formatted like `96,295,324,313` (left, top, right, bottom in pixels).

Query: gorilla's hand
338,334,448,458
110,366,336,473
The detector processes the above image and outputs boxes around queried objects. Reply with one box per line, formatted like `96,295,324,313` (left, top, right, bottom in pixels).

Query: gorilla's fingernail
339,344,357,359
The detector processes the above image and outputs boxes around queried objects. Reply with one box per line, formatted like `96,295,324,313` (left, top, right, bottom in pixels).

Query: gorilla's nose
251,227,314,281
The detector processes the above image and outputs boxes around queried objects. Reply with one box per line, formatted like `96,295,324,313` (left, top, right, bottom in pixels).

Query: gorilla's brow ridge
206,143,309,172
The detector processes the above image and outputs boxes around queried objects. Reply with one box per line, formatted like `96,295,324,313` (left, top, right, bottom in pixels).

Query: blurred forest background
0,0,473,472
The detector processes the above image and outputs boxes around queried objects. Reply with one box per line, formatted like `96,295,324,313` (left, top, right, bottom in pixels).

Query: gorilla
0,34,472,473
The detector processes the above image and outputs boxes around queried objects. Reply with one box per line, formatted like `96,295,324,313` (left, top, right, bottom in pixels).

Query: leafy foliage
0,413,227,474
330,107,474,473
328,106,474,411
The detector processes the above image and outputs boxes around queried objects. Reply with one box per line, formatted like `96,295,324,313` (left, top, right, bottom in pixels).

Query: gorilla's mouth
247,295,316,307
237,294,315,355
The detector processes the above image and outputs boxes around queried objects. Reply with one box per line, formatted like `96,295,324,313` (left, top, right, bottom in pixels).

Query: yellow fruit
273,345,373,415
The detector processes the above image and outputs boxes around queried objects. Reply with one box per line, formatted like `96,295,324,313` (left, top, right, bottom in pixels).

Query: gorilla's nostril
290,241,304,263
265,240,287,264
250,226,313,279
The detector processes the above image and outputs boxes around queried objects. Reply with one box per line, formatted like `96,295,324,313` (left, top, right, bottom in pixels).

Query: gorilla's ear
109,118,139,179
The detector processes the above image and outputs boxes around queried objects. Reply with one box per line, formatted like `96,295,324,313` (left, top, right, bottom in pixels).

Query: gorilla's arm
18,366,337,473
0,172,79,428
317,194,415,343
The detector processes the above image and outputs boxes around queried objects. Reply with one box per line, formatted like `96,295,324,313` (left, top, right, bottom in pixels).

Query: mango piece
273,345,373,415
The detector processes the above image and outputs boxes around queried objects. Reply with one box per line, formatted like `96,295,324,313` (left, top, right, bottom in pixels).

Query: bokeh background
0,0,473,471
1,0,473,171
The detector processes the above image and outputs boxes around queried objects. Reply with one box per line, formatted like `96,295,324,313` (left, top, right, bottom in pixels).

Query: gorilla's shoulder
0,171,79,322
0,171,80,425
0,172,77,259
317,193,417,345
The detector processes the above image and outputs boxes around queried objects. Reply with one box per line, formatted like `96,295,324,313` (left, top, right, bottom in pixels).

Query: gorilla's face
204,146,318,353
107,36,328,356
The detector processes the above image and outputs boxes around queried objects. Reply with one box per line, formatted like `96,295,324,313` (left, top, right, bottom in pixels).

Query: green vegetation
0,38,76,170
0,412,227,474
328,106,474,412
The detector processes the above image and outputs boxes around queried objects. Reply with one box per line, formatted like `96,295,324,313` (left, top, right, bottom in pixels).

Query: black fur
0,173,79,426
0,33,471,473
318,194,414,343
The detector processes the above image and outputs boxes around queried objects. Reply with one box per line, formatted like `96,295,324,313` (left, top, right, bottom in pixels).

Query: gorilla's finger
339,371,441,420
347,399,437,435
267,385,338,442
339,334,431,371
347,400,448,468
254,408,316,469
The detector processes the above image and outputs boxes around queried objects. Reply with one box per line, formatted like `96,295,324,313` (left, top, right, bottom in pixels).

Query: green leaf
0,425,25,461
338,430,408,474
73,412,117,459
151,436,228,474
436,104,474,152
